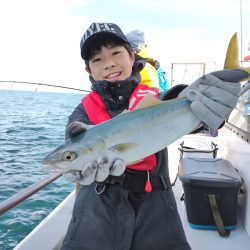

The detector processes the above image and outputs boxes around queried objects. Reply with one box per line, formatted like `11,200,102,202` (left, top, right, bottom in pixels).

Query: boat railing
240,80,250,96
0,173,62,216
170,61,217,87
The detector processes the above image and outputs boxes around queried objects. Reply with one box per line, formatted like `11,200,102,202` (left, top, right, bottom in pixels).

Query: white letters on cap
83,23,117,42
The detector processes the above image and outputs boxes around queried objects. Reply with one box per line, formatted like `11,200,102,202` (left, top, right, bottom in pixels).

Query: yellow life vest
138,48,159,89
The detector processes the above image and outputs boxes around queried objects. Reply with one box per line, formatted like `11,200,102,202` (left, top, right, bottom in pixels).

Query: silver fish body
42,96,201,173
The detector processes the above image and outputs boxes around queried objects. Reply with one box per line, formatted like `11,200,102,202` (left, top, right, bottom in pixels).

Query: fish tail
224,32,250,81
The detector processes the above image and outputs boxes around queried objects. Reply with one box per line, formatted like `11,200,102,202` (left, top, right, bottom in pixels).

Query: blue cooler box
178,158,243,230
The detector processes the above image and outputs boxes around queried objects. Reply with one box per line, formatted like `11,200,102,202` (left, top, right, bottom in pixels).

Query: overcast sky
0,0,249,92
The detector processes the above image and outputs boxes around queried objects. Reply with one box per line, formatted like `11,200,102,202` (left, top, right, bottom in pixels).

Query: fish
42,33,250,174
42,95,201,173
42,68,249,173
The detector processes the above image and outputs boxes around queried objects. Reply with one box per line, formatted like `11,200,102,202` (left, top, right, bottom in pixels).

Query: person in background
126,29,169,92
61,22,244,250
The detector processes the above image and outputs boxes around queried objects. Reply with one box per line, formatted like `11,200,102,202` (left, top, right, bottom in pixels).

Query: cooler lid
178,158,243,188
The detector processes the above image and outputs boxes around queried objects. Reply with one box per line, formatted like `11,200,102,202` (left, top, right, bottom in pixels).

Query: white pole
240,0,243,66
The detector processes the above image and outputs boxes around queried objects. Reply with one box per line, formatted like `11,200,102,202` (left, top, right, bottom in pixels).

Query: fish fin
127,159,144,165
114,109,130,118
224,32,250,81
116,94,162,117
109,143,138,153
134,93,162,110
120,109,129,115
224,32,239,69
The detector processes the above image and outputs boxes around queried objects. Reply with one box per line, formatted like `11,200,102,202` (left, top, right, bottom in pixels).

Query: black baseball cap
80,22,130,60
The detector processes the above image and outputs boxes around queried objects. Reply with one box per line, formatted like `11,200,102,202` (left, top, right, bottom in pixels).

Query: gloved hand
63,156,126,185
179,69,249,128
65,121,94,139
64,121,126,185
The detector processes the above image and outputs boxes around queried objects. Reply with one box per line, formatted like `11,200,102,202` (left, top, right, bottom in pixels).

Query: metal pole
170,63,174,87
0,173,62,216
240,0,243,67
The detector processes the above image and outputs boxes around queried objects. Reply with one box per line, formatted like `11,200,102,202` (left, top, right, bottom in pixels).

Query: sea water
0,89,84,249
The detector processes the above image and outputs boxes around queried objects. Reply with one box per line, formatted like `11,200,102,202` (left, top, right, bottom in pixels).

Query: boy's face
86,45,135,82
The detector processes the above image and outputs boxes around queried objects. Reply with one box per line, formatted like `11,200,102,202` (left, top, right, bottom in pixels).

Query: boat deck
170,130,250,250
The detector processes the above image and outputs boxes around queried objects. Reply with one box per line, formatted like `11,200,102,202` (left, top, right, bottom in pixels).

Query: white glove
179,69,249,128
64,121,126,185
63,156,126,185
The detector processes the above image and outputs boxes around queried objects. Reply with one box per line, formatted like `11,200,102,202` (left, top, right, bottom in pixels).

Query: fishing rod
0,173,62,216
0,80,91,93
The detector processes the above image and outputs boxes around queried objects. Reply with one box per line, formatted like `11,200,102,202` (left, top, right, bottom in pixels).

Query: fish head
42,137,106,173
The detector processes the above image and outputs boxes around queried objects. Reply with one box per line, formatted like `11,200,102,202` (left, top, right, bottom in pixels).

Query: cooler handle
208,194,230,237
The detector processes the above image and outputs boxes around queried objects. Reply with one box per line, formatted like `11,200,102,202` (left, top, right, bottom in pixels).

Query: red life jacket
82,83,159,171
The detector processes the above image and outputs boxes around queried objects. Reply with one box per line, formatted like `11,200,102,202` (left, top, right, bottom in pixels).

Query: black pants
61,183,191,250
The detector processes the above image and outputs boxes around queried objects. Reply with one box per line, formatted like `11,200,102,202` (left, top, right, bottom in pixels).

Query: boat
10,120,250,249
10,80,250,250
2,33,250,249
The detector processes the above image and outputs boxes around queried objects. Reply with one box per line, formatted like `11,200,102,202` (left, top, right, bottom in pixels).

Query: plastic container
178,158,243,230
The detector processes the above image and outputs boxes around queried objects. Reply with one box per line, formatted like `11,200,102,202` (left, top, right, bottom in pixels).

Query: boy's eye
113,51,121,56
91,58,101,63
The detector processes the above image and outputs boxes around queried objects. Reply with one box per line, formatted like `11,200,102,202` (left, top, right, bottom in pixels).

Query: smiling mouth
105,72,121,81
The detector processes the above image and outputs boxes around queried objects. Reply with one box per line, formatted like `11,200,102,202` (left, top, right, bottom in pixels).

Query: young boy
61,22,244,250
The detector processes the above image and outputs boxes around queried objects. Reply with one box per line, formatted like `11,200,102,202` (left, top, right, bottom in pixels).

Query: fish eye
62,152,76,162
